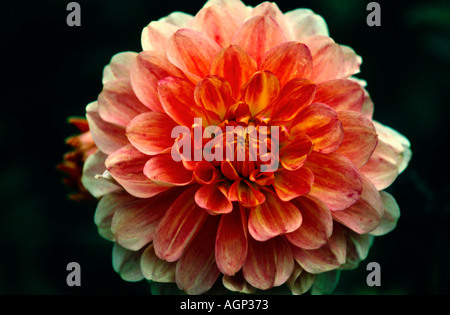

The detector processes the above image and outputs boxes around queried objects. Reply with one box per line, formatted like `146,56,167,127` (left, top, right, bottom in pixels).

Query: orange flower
79,0,411,294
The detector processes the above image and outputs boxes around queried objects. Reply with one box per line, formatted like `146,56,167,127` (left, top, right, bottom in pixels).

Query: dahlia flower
75,0,411,294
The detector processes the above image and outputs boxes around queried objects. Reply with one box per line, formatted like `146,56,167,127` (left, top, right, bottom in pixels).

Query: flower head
77,0,411,294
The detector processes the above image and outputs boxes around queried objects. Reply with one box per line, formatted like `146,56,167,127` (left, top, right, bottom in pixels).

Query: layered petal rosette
76,0,411,294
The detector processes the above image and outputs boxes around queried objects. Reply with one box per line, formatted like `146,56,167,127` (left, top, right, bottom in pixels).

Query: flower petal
287,264,316,295
194,75,234,119
158,76,219,127
94,192,119,241
370,191,401,236
105,144,170,198
314,79,365,112
130,50,185,112
242,236,294,290
81,150,121,198
285,195,333,250
141,20,179,52
191,4,241,46
232,15,286,63
143,154,193,186
210,45,257,99
111,189,178,251
301,35,344,83
341,45,362,78
332,175,384,234
280,135,313,171
98,79,149,126
167,29,221,81
335,110,378,168
126,112,178,155
112,243,144,282
306,152,362,211
140,244,176,282
251,2,292,39
215,205,248,276
240,70,280,117
291,224,346,274
290,103,344,154
260,41,313,85
228,179,266,208
359,121,411,190
273,167,314,201
248,191,302,241
270,78,316,122
195,182,232,214
102,51,138,84
223,271,256,294
85,101,128,154
203,0,251,22
175,216,221,294
153,185,208,262
284,9,329,39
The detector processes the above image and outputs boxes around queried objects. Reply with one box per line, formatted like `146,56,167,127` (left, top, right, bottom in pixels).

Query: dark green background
1,0,449,294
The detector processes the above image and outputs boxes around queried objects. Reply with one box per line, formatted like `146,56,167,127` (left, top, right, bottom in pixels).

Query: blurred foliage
1,0,449,295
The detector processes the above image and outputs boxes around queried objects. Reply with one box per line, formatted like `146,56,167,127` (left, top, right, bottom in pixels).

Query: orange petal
143,154,193,186
210,45,257,99
290,103,343,154
85,102,128,154
249,168,274,186
153,185,208,262
105,144,170,198
215,205,248,275
175,216,221,294
126,112,178,155
335,110,378,168
111,189,179,251
195,182,232,214
248,192,302,241
228,179,266,208
260,41,313,85
273,167,314,201
314,79,365,112
221,160,241,181
232,15,286,63
191,4,241,46
130,51,185,112
301,35,345,83
286,195,333,250
194,75,234,119
280,135,313,171
158,76,220,127
241,70,280,117
306,152,362,211
242,236,294,290
332,175,384,234
98,79,149,127
291,223,346,274
193,161,221,185
270,78,316,122
167,29,220,82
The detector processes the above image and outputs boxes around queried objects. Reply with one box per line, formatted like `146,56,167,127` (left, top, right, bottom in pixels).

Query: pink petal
335,110,378,168
285,195,333,250
167,29,221,82
175,216,221,294
130,50,185,112
215,205,248,276
141,20,179,52
143,154,193,186
105,144,170,198
232,15,286,63
284,9,329,39
341,45,362,78
153,185,208,262
332,175,384,234
98,78,149,126
85,101,128,154
126,111,178,155
314,79,365,112
242,236,294,290
248,191,302,241
306,151,362,211
102,51,138,84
